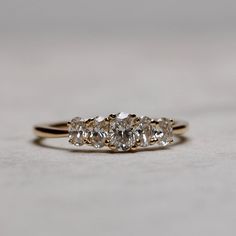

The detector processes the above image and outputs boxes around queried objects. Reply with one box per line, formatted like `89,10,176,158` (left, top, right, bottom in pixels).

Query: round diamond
68,117,87,146
89,116,108,149
135,116,152,147
109,113,136,151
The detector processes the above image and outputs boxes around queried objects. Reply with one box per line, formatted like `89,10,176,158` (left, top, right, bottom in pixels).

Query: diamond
109,112,136,151
135,116,152,147
68,117,87,146
117,112,129,120
152,118,173,146
89,116,108,149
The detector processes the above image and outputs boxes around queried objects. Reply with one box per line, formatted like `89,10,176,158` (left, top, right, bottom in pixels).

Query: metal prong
136,140,141,146
131,145,138,151
130,114,137,118
108,144,117,151
86,118,94,125
150,139,157,145
108,114,116,119
134,117,141,124
85,139,91,145
151,120,159,125
105,139,110,145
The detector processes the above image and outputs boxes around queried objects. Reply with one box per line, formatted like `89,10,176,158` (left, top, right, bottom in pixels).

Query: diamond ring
34,112,189,152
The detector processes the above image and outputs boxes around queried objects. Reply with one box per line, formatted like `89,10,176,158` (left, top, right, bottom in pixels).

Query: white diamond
109,113,136,151
117,112,129,119
135,116,152,147
152,118,173,146
89,116,108,149
68,117,87,146
95,116,105,123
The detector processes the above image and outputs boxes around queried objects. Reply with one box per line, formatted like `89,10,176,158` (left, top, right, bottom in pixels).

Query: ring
33,112,189,152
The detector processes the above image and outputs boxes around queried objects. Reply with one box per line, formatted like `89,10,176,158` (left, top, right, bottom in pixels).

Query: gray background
0,1,236,236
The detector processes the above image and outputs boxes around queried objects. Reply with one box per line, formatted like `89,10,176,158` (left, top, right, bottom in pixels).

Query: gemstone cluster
68,112,173,152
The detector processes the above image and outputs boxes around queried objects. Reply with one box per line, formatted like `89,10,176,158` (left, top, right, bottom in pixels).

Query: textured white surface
0,34,236,236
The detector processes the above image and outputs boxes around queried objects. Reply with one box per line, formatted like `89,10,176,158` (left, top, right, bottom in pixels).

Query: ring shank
34,120,189,139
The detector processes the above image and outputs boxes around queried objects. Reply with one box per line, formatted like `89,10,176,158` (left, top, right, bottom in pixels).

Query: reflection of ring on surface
33,112,189,152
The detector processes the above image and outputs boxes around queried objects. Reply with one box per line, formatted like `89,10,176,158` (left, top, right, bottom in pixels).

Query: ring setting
68,112,174,152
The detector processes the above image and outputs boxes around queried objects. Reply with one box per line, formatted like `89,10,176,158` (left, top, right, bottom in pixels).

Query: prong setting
68,113,174,152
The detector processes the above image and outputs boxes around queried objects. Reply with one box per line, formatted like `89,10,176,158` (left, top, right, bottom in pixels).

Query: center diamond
109,112,136,151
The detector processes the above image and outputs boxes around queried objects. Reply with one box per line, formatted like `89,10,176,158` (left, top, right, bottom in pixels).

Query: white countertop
0,34,236,236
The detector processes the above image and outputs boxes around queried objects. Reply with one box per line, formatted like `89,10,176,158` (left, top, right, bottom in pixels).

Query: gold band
34,120,188,139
